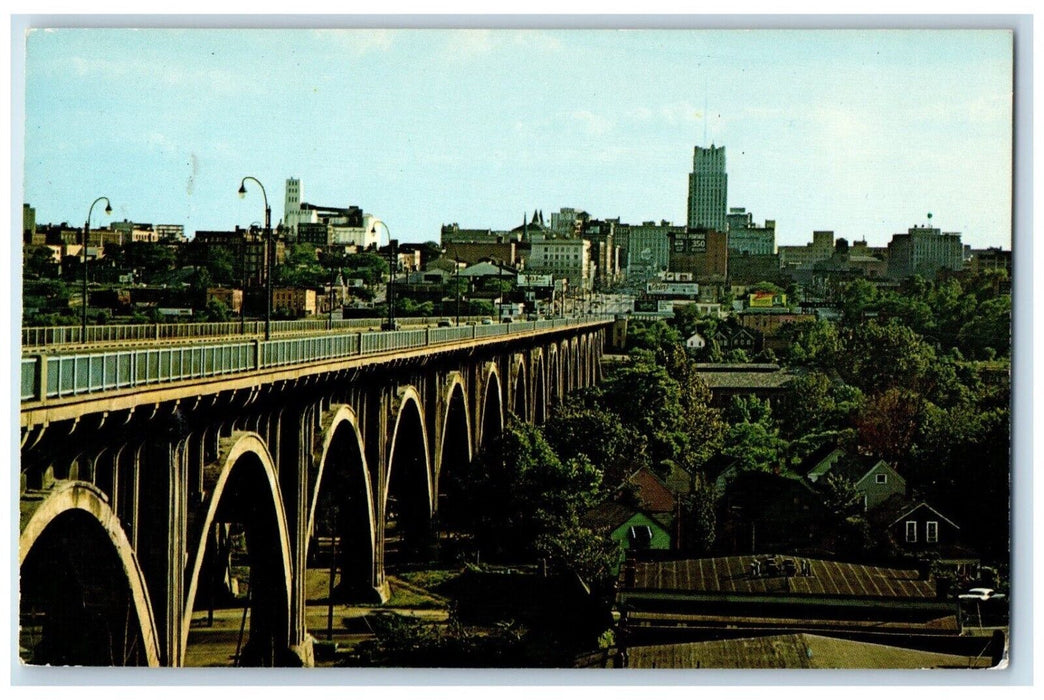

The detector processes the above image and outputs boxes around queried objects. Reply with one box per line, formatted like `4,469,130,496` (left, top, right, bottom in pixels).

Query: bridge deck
21,316,613,427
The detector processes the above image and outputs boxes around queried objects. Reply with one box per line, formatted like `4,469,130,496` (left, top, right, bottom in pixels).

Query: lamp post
325,251,344,331
82,196,112,339
371,220,396,331
454,256,462,325
239,221,261,335
498,260,505,321
238,177,272,340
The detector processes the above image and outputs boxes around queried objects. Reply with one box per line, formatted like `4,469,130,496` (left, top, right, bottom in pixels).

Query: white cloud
443,30,494,62
311,29,394,56
659,101,703,126
571,110,613,136
627,106,653,122
510,31,563,53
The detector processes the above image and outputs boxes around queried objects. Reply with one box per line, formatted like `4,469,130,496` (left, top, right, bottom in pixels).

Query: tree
534,526,619,591
774,371,864,440
778,319,841,370
841,320,937,393
459,420,602,561
625,319,682,360
957,295,1011,360
543,399,650,489
668,352,727,474
680,487,717,554
200,299,231,322
819,473,863,520
599,351,687,468
672,304,703,340
718,394,786,473
343,252,389,286
721,421,786,473
836,278,880,325
749,281,784,295
852,388,925,462
24,246,59,279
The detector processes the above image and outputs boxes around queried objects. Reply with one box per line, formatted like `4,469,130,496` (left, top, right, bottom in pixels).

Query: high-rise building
779,230,837,271
687,145,728,231
527,238,592,291
549,207,590,237
283,177,305,234
726,207,776,255
669,228,728,283
620,220,683,282
886,225,964,280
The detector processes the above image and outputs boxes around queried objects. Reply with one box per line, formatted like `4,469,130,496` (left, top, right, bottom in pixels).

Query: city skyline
20,27,1013,249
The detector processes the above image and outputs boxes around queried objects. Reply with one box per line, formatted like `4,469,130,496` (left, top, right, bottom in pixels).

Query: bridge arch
437,373,473,481
384,387,434,560
546,344,561,407
435,374,474,535
308,405,378,600
532,351,548,424
182,432,294,666
510,353,528,421
478,362,504,448
19,481,161,667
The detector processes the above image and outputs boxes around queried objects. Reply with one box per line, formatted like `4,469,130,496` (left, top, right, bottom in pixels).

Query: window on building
876,474,888,484
905,520,917,543
926,521,939,543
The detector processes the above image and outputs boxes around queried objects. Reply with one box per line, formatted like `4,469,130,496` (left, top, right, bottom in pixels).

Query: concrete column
371,387,391,599
136,436,187,666
277,403,315,667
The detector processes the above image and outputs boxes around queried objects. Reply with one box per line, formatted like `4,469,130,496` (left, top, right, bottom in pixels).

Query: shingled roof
623,467,677,514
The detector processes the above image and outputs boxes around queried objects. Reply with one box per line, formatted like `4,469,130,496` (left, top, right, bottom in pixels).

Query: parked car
437,319,453,327
958,588,1006,601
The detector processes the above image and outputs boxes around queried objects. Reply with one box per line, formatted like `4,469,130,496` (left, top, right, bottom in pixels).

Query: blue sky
21,28,1013,249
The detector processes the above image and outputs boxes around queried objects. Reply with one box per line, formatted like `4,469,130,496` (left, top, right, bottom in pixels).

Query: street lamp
238,177,272,340
371,219,397,331
324,250,344,331
454,256,462,325
498,260,505,321
82,196,112,339
238,221,261,334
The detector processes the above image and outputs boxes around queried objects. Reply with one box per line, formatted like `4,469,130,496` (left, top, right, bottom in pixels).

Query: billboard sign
517,274,553,287
647,282,699,297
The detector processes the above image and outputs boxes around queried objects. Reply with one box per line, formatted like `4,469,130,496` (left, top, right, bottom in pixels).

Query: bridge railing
21,316,495,348
21,316,614,403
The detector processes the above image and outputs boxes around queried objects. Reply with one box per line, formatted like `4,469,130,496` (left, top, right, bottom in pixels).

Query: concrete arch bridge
18,318,611,667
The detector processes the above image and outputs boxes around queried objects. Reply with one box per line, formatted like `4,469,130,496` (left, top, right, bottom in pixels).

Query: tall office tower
687,145,728,231
284,177,302,233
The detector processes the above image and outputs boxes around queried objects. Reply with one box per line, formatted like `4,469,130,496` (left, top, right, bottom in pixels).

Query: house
693,363,795,407
718,469,826,553
460,260,516,280
712,325,762,354
620,467,677,521
803,450,906,510
887,502,961,552
580,502,672,574
684,331,707,351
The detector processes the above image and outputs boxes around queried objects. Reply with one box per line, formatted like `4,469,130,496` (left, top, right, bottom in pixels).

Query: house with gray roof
802,448,906,510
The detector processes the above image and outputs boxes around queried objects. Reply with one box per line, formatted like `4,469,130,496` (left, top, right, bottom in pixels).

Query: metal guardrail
20,316,495,348
20,316,613,403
